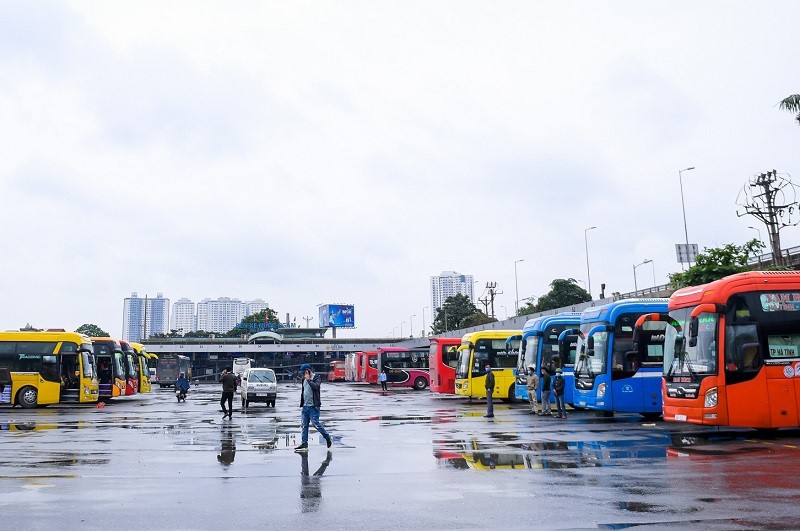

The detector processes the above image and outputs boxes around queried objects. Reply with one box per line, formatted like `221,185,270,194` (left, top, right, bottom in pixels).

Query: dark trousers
220,391,234,414
380,381,388,391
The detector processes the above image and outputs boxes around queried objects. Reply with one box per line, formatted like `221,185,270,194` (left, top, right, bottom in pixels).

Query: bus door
607,315,645,413
58,342,81,401
629,315,668,413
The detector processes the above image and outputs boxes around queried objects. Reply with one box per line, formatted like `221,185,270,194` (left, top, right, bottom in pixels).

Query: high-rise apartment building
171,298,197,334
122,292,170,342
196,297,270,334
431,271,474,313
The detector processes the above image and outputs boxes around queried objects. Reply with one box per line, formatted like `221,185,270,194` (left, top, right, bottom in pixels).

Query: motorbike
176,387,188,402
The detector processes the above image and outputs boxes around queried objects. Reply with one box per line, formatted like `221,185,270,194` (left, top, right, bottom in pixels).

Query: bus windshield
664,307,719,378
113,352,125,377
523,336,540,370
456,348,471,379
575,324,609,377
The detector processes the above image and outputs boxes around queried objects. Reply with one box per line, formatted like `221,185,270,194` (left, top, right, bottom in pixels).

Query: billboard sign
319,304,355,328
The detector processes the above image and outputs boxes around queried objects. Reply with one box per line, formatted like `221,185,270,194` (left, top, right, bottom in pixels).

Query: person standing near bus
220,368,237,419
379,368,388,391
526,365,539,414
553,368,567,419
295,364,332,453
484,363,495,418
540,367,552,416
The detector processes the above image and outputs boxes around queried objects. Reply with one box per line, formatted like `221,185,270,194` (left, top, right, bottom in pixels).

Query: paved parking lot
1,382,800,529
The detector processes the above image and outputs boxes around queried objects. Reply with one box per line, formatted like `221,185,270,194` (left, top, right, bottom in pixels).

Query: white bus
232,358,253,381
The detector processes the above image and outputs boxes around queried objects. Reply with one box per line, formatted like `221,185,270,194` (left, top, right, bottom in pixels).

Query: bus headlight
597,383,607,398
704,387,718,408
463,382,468,390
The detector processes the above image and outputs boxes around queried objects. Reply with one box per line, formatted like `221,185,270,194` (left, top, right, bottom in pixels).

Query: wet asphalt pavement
2,383,800,529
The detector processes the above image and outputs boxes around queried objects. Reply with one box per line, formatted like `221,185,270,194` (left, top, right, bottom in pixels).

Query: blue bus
514,312,582,405
570,299,669,417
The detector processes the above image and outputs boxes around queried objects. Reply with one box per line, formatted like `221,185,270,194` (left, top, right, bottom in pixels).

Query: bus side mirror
587,336,594,350
675,333,685,354
688,317,699,347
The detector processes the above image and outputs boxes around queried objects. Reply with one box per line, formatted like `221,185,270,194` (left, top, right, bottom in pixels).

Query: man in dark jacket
553,367,567,419
295,364,332,453
484,363,495,418
220,368,237,419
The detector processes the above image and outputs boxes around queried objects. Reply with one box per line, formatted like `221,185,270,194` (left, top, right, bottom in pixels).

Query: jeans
486,391,494,416
301,405,330,444
541,390,552,414
555,393,566,417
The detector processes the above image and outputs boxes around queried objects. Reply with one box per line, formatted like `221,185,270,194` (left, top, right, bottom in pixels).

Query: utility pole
478,296,491,316
302,316,312,327
736,169,799,267
485,282,502,319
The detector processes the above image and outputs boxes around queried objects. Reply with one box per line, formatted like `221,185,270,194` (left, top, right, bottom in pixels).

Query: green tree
778,94,800,125
668,239,765,289
184,330,213,338
519,278,591,315
431,294,494,333
75,323,109,337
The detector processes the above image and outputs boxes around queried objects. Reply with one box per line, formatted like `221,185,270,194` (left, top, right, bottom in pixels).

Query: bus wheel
413,377,427,390
641,412,662,421
505,385,516,403
18,387,38,409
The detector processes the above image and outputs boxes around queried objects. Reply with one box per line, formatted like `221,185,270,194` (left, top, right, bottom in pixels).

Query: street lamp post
584,226,597,298
678,166,695,264
400,322,405,338
410,314,415,338
422,306,429,337
514,259,524,315
633,259,652,292
650,260,656,286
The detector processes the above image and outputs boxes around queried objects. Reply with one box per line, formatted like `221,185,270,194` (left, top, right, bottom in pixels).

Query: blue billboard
319,304,355,328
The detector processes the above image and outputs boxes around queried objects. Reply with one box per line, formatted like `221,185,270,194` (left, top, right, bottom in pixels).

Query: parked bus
91,338,127,399
515,312,581,405
572,299,669,417
232,357,253,383
0,331,98,408
455,330,521,401
131,343,152,393
657,271,800,429
346,352,363,382
119,340,139,395
377,347,430,390
360,351,378,384
429,337,461,394
157,354,191,388
327,360,345,382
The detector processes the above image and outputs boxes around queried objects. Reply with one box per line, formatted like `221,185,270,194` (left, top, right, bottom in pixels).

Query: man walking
295,364,333,453
220,368,236,419
484,363,495,418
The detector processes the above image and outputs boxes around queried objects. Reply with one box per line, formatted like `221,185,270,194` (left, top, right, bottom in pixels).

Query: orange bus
428,337,461,394
659,271,800,429
119,340,139,395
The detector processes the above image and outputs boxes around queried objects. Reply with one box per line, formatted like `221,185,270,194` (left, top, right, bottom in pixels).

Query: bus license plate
675,414,687,422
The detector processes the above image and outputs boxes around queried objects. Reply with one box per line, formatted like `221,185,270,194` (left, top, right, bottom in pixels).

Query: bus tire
505,385,516,403
641,412,662,420
18,386,38,409
413,377,427,390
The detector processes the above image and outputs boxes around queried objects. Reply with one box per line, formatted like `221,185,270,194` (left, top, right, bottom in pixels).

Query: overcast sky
1,1,798,338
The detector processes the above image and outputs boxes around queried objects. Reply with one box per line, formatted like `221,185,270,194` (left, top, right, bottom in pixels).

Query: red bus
377,346,430,390
659,271,800,429
428,337,461,394
360,351,378,384
327,360,345,382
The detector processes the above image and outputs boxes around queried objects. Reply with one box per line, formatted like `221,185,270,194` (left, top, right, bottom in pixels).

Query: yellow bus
131,342,153,393
0,331,99,408
454,330,521,401
91,338,127,399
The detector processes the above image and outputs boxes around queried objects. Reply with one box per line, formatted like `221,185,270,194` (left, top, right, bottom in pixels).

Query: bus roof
669,271,800,309
429,336,461,345
377,346,407,353
580,299,670,324
522,312,582,337
460,330,522,343
0,330,91,344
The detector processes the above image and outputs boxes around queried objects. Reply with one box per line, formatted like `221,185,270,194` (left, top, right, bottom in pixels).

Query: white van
240,368,277,408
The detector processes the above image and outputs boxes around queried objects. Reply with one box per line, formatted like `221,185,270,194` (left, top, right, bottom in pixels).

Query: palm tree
778,94,800,125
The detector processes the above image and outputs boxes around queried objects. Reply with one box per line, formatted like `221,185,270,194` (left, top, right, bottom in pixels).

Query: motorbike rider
176,372,190,401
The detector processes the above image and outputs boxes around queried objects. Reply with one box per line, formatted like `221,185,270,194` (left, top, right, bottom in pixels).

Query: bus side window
41,355,59,382
725,326,760,372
